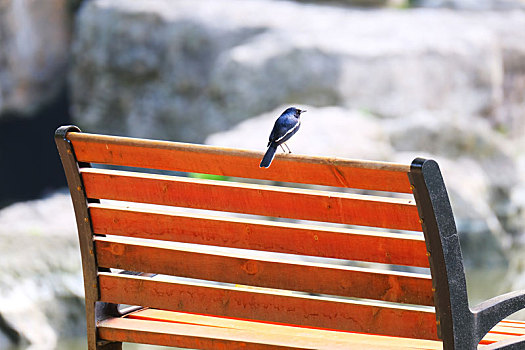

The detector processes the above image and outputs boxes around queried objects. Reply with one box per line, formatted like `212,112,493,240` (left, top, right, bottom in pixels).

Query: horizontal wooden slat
82,168,422,231
90,204,429,267
491,323,525,336
480,320,525,345
68,132,413,193
124,309,443,349
100,311,525,349
498,320,525,326
481,333,525,345
95,236,433,305
98,273,438,340
99,317,302,350
98,312,443,349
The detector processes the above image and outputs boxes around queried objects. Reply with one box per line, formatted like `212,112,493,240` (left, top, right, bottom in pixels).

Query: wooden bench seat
97,309,525,349
100,309,444,349
55,126,525,350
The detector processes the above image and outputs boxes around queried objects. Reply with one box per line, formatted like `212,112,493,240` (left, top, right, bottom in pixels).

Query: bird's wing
269,116,298,144
268,121,280,144
275,120,300,143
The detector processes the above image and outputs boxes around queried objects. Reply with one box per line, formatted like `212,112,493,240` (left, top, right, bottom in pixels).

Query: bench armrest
472,289,525,346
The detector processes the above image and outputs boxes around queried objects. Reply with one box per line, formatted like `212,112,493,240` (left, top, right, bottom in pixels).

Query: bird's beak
301,109,307,114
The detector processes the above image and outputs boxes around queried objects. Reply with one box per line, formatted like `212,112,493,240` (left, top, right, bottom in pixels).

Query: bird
260,107,306,168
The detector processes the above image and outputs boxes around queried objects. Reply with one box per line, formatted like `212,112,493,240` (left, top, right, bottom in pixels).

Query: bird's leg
279,144,286,153
283,143,292,153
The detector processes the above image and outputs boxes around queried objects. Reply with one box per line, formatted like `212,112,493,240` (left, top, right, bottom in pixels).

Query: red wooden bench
55,125,525,349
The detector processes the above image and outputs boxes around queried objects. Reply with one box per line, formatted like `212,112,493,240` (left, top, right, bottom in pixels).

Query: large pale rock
486,12,525,139
398,151,509,267
206,105,392,160
415,0,525,10
206,107,517,267
386,111,524,265
70,0,525,142
386,111,517,187
386,111,525,245
0,192,84,348
0,0,71,116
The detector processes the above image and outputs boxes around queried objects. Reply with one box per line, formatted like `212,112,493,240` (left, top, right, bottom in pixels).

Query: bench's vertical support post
55,126,122,350
409,158,475,350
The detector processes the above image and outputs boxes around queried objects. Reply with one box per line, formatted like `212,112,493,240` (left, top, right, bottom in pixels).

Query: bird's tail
260,144,277,168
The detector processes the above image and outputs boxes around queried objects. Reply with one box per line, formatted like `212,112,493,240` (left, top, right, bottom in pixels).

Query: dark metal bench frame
56,125,525,350
410,159,525,349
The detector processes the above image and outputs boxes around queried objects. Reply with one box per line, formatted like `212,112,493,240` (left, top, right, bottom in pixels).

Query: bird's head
283,107,307,118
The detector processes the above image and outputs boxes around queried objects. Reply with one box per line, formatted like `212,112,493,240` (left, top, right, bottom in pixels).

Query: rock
486,12,525,139
386,110,525,248
0,0,72,117
403,152,509,267
206,105,392,160
0,191,84,348
70,0,525,142
386,110,524,266
316,0,391,6
413,0,525,10
70,0,263,142
207,107,515,267
386,111,518,187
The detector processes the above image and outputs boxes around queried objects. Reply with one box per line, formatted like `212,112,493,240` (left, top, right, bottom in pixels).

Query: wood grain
123,308,443,349
82,168,422,231
94,236,433,305
98,273,438,340
89,204,429,267
98,314,443,349
68,132,412,193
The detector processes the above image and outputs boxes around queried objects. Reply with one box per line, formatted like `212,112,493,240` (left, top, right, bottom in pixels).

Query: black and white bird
260,107,306,168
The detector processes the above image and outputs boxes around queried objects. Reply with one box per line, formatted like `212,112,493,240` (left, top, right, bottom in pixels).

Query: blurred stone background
1,0,525,348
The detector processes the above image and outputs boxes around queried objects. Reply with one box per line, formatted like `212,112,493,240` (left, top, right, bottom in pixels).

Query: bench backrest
56,126,472,349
